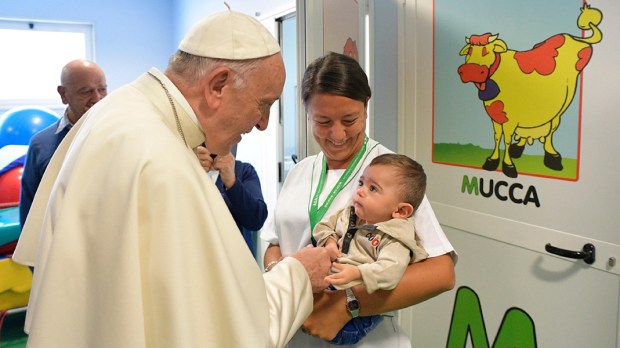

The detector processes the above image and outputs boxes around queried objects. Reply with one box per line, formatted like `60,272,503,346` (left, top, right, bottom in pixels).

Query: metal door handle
545,243,595,264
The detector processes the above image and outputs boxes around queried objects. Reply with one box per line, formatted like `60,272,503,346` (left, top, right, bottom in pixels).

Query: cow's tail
574,3,603,44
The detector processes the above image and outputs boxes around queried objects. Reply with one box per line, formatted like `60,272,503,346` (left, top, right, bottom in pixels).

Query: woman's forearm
263,243,283,270
356,253,455,315
302,254,455,339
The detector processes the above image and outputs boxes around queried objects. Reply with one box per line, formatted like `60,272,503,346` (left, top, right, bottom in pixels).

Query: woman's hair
301,52,371,107
166,50,264,89
369,154,427,211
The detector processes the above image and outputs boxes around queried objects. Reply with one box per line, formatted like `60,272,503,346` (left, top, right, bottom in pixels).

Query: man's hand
197,146,237,188
211,152,236,189
196,146,215,172
290,246,338,293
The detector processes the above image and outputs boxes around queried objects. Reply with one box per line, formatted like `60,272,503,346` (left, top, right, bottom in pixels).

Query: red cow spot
576,47,593,71
485,101,508,124
514,35,565,75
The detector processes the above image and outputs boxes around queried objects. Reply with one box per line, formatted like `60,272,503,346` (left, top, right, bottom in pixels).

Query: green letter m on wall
461,175,479,195
446,286,537,347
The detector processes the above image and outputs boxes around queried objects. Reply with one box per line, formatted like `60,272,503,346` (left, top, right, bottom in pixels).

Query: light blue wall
1,0,175,94
0,0,293,119
1,0,291,100
2,0,399,151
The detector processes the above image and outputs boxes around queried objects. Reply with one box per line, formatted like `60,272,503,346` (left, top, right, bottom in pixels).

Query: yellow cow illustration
457,4,602,178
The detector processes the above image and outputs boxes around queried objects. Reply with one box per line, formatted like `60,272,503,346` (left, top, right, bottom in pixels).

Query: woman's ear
204,67,231,109
393,203,414,219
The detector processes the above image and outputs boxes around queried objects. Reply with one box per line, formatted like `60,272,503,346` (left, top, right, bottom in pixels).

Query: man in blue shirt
197,145,268,257
19,59,107,228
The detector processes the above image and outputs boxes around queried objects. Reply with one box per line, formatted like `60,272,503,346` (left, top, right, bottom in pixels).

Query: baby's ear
393,203,414,219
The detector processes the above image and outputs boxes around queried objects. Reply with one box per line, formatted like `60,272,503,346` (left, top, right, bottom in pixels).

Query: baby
314,153,429,345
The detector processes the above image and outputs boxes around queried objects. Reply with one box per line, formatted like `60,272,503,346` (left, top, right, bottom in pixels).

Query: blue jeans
329,314,384,345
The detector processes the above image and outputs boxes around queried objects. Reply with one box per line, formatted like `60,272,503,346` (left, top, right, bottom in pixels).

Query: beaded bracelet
264,260,279,272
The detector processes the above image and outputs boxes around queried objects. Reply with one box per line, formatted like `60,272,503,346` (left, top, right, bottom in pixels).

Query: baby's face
351,164,403,224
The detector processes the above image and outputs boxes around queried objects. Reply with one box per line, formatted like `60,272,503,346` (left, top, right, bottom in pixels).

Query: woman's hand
301,253,455,339
301,290,349,340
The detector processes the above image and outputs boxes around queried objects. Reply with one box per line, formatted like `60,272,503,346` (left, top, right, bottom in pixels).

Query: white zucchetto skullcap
179,10,281,60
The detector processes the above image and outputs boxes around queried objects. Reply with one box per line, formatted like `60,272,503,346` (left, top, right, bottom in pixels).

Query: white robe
13,68,312,348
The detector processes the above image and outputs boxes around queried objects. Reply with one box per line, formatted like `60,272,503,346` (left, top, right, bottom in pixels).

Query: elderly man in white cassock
13,9,336,348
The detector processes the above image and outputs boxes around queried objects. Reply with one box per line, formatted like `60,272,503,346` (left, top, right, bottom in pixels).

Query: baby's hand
325,263,361,285
325,242,341,258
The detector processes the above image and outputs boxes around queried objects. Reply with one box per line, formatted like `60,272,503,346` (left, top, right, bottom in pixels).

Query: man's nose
255,111,270,131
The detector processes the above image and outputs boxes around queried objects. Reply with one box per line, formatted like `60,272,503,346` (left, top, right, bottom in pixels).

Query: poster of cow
433,0,602,181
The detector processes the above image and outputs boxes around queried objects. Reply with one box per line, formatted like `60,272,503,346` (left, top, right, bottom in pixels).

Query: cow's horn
488,34,498,43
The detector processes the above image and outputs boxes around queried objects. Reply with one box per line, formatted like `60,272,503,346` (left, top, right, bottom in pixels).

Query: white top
260,138,455,348
261,138,454,259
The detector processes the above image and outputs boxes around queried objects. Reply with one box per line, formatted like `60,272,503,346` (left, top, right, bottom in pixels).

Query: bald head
57,59,107,123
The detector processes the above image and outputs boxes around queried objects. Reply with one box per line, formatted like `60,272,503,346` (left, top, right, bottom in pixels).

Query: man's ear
393,203,414,219
204,67,232,108
57,86,68,105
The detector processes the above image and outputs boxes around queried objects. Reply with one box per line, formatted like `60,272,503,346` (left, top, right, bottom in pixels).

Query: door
241,5,295,264
300,0,368,157
401,0,620,346
278,13,299,184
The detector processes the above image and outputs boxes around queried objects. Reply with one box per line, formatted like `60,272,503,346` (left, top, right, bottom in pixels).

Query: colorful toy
0,106,58,150
0,207,20,247
0,166,23,209
0,256,32,311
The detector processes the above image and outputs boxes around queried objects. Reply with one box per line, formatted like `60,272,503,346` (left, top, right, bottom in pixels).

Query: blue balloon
0,106,59,149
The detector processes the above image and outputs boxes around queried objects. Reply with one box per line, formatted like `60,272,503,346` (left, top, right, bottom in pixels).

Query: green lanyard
309,137,368,243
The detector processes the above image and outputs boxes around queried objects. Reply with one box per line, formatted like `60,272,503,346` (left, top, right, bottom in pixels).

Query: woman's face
306,93,367,169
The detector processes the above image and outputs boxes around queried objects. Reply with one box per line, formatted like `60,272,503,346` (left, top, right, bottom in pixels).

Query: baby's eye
357,179,363,187
369,185,377,192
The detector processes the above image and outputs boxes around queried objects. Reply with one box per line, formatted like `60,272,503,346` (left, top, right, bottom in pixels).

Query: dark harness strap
341,206,377,254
